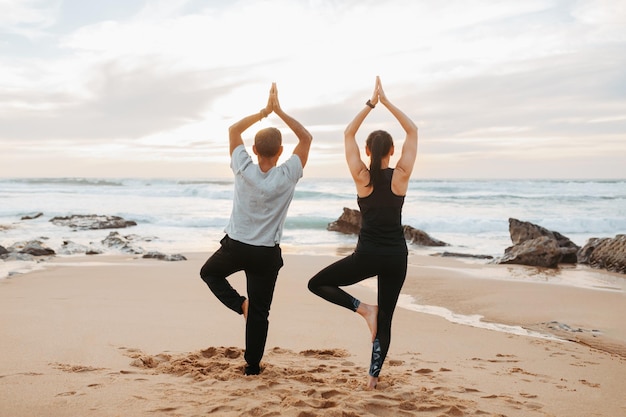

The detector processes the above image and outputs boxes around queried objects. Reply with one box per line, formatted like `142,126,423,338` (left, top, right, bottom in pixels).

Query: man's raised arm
228,85,274,155
271,85,313,168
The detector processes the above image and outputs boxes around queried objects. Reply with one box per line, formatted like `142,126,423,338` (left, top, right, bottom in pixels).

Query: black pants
308,251,407,377
200,235,283,367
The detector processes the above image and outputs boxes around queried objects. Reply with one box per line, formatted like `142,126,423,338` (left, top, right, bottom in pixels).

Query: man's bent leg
199,236,246,314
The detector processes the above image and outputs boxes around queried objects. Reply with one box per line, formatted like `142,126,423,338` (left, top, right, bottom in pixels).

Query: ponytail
365,130,393,188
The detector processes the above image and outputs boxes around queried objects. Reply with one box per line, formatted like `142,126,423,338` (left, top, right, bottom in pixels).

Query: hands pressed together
260,76,389,120
367,76,389,109
260,83,281,119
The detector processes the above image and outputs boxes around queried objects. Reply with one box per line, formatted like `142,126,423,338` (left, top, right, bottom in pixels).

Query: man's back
226,145,303,247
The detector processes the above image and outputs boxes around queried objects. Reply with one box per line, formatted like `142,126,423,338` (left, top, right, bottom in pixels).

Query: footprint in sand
320,389,344,399
51,363,104,373
579,379,601,388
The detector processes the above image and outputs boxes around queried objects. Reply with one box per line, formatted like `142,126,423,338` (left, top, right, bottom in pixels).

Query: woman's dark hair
365,130,393,187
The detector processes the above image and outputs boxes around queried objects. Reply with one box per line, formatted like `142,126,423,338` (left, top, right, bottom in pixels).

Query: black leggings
308,251,407,377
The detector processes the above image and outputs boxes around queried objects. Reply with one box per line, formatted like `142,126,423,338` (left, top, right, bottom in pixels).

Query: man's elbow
299,131,313,144
228,125,239,136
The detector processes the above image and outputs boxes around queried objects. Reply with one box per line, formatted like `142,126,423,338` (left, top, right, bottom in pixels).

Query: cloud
0,59,243,140
0,0,60,37
418,43,626,137
0,0,624,178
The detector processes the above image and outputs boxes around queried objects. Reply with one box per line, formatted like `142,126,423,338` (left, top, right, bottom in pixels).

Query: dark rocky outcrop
1,231,181,265
508,218,580,264
7,240,56,257
1,252,36,262
439,252,494,260
57,240,102,256
403,225,448,247
578,235,626,274
327,207,362,235
101,231,144,254
499,236,562,268
21,212,43,220
496,218,580,268
327,207,448,247
99,233,184,261
142,251,187,262
50,214,137,230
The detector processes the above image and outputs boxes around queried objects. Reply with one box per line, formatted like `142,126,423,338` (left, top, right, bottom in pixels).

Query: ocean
1,177,625,279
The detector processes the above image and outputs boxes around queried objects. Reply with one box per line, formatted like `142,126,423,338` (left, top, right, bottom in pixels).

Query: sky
1,0,625,179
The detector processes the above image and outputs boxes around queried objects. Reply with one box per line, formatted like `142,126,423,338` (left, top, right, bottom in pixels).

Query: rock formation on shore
497,218,625,274
50,214,137,230
498,218,580,268
578,235,626,274
327,207,448,247
326,210,625,274
327,208,362,235
0,214,186,265
403,225,448,247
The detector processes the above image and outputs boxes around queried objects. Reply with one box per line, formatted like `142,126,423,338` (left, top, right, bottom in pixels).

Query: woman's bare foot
242,299,249,321
356,303,378,342
366,375,378,390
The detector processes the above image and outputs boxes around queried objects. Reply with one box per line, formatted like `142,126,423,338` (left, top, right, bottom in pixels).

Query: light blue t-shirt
224,144,303,247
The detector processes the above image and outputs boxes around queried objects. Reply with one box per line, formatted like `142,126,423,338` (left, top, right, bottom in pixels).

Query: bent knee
199,266,217,286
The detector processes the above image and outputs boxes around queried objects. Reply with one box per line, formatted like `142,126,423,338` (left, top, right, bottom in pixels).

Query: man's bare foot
242,299,249,321
366,375,378,390
356,303,378,342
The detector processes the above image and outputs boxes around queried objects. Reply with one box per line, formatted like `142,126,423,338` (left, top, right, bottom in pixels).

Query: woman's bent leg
307,253,373,311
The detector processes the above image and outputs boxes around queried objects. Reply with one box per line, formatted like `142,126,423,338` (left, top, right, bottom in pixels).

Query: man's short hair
254,127,282,157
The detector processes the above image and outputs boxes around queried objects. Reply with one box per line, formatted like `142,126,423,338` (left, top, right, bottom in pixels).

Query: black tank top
355,168,408,255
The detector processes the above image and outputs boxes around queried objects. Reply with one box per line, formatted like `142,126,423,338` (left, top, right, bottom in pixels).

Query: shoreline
1,252,625,416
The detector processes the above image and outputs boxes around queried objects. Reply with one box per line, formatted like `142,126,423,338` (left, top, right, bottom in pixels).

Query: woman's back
356,168,407,254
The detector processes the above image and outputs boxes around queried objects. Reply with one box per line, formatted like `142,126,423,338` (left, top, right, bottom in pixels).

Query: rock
21,212,43,220
0,245,8,256
142,251,187,261
438,252,493,260
57,240,94,255
327,208,448,247
123,234,158,243
101,231,143,254
403,225,448,247
507,218,580,264
578,235,626,274
8,240,56,257
50,214,137,230
0,252,35,262
577,238,605,264
499,236,562,268
327,207,362,235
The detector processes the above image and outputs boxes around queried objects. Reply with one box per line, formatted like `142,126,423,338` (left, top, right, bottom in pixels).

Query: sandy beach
1,252,625,417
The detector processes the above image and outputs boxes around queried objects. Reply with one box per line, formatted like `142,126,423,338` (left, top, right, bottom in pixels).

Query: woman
308,76,418,389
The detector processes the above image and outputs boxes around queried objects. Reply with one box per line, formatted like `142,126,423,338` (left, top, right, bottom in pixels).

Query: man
200,83,312,375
